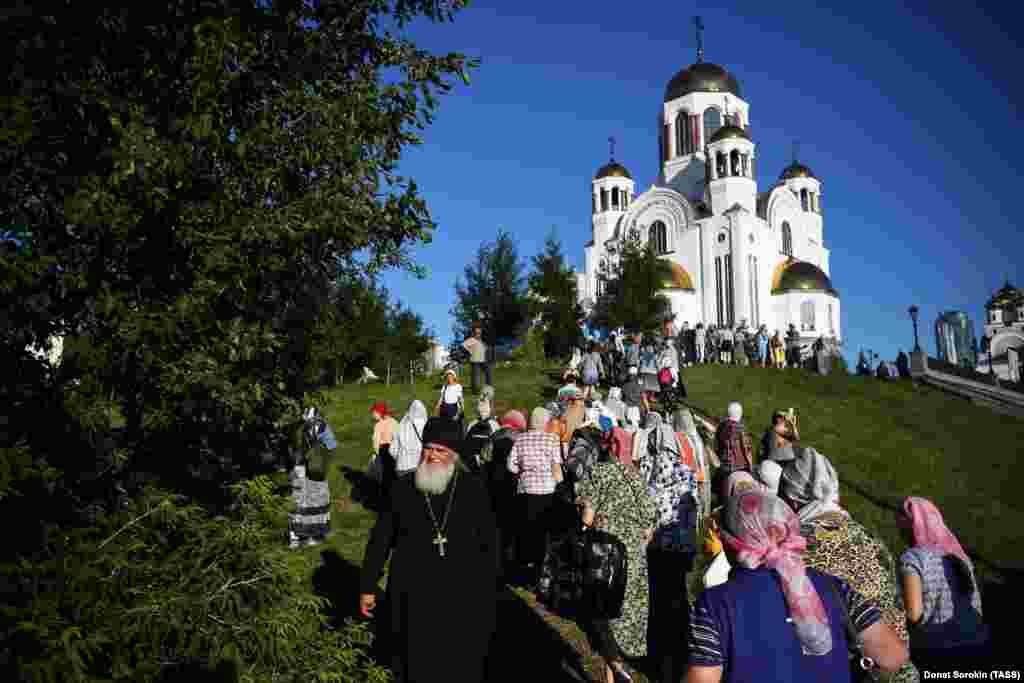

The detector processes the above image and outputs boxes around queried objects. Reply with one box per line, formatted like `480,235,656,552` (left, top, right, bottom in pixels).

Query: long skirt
518,493,555,567
289,468,331,543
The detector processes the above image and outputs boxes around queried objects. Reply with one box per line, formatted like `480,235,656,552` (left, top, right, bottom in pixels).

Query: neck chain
423,469,458,558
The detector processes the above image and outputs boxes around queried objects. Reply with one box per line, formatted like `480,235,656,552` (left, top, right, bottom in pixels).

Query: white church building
576,45,841,344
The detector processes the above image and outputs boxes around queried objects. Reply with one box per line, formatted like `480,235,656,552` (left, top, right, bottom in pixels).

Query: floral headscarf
721,491,833,656
902,497,969,566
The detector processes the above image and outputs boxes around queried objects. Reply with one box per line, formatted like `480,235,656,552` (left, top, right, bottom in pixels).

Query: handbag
825,577,880,683
580,527,628,620
658,367,673,386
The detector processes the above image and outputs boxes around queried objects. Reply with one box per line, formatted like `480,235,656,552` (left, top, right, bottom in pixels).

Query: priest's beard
414,459,457,495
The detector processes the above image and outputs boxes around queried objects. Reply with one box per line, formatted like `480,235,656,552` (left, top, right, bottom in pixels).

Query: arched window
600,188,608,212
649,221,668,255
675,110,693,156
592,194,596,214
611,187,619,209
800,189,809,212
716,151,727,177
730,149,741,176
703,107,722,143
781,222,793,256
801,300,816,331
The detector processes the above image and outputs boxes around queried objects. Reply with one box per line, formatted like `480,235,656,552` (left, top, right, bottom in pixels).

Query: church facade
576,52,841,344
977,281,1024,381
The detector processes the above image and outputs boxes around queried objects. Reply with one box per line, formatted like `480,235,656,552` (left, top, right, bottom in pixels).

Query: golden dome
985,281,1022,309
771,258,839,298
780,161,817,181
709,124,751,144
664,61,742,102
661,262,695,291
595,160,632,180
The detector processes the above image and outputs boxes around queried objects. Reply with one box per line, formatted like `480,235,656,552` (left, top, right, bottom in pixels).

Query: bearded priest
359,416,499,682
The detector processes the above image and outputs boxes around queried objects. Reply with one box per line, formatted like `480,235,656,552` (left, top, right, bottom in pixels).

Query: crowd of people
354,325,993,683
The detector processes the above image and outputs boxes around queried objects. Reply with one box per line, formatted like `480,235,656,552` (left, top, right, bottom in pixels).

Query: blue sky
378,0,1023,367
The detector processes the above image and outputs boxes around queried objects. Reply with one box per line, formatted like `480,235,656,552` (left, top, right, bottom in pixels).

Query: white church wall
665,290,699,328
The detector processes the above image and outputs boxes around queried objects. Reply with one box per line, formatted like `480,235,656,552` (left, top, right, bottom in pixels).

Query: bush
509,328,545,367
3,476,390,682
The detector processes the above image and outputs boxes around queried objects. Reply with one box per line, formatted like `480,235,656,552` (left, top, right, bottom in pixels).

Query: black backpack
464,420,496,470
565,428,605,484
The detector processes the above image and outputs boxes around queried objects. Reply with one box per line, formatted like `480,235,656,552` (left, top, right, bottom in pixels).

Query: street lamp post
908,305,921,353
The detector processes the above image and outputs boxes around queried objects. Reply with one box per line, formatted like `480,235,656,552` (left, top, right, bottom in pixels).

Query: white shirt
440,383,463,405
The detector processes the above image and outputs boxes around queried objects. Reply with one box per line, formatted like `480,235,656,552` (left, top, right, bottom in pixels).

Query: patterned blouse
802,511,920,683
636,434,698,554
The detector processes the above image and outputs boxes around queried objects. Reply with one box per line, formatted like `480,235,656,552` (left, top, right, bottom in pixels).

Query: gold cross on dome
694,16,705,62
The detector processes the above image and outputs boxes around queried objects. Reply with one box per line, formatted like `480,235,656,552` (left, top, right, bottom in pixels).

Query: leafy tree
590,233,674,335
0,0,475,678
451,228,529,348
528,228,583,358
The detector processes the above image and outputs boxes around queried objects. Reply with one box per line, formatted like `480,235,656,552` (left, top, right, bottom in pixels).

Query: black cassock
360,470,499,683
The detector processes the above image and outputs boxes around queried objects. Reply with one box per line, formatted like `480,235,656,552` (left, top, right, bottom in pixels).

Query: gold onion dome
661,262,696,291
595,160,632,180
664,62,742,102
771,258,839,297
709,123,751,144
985,281,1023,309
780,161,817,181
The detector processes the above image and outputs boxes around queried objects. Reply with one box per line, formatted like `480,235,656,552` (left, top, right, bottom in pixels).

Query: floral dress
636,440,698,554
802,512,920,683
576,461,658,658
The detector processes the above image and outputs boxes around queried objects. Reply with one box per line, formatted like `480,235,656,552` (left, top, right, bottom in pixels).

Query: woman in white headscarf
392,400,428,477
758,459,783,496
604,387,627,424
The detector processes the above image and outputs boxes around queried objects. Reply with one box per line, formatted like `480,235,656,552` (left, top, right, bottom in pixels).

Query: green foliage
589,235,673,335
1,1,474,680
318,272,432,386
831,352,849,375
509,327,546,367
451,229,530,346
528,229,583,358
3,478,390,682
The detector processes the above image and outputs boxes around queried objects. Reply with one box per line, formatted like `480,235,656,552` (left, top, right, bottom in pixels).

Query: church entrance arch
991,331,1024,358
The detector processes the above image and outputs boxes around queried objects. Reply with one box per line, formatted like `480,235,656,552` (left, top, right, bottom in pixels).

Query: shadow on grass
312,549,591,681
340,465,383,513
486,588,593,682
312,549,365,626
980,569,1022,664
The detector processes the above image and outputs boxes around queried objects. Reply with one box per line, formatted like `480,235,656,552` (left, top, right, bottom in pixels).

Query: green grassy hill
309,361,1022,680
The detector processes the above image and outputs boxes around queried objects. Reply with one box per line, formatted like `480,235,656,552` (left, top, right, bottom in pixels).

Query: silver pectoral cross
433,531,448,558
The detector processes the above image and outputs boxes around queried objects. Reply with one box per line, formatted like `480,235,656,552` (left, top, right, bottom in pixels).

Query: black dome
664,62,742,102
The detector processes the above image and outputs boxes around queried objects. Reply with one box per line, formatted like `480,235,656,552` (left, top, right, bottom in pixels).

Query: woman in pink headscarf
685,490,908,683
897,497,992,669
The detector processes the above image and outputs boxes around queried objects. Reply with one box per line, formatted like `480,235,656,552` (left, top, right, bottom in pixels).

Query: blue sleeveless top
690,566,881,683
